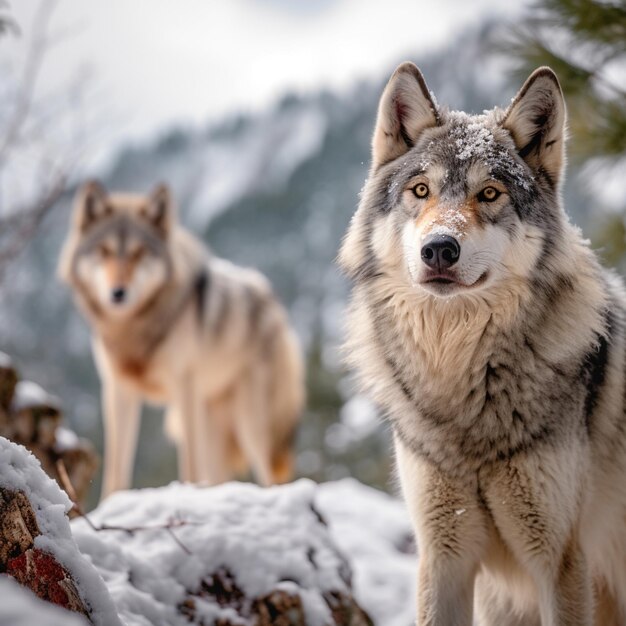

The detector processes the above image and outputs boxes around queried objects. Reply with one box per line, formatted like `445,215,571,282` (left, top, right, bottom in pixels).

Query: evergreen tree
497,0,626,263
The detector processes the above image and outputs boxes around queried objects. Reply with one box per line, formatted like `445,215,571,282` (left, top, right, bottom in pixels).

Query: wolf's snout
111,286,126,304
421,235,460,271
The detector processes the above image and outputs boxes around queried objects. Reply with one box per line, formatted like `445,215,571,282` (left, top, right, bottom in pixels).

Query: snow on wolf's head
59,181,176,319
340,63,567,300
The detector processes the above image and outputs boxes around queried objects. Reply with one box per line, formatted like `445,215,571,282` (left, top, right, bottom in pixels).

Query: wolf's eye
99,245,112,258
413,183,429,199
478,187,501,202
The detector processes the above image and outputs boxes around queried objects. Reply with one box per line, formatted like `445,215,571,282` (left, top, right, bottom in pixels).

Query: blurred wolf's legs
233,368,273,487
172,376,232,486
270,448,294,484
100,379,141,500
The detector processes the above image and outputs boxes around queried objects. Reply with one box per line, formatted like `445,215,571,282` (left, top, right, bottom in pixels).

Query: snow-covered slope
70,478,415,626
2,437,417,625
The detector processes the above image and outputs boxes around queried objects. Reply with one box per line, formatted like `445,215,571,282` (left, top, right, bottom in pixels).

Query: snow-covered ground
1,435,416,625
71,479,416,626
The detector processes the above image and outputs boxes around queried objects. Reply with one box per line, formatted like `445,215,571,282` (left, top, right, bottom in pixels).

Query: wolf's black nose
421,235,460,271
111,287,126,303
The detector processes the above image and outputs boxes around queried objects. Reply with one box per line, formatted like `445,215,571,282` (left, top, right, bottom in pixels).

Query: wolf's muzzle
421,235,460,271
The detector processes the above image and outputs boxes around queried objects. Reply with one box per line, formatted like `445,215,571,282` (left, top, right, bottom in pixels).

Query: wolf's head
340,64,568,300
59,182,176,318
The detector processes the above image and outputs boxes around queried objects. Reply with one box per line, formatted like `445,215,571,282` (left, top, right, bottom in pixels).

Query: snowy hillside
1,435,415,626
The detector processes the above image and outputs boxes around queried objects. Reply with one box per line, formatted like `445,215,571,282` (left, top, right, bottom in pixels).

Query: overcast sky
6,0,527,165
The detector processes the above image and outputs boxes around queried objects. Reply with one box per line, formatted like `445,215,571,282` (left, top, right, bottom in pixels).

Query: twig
56,459,198,555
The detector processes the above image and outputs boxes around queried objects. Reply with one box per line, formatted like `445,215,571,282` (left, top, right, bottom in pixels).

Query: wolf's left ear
372,62,440,168
501,67,566,188
145,183,175,235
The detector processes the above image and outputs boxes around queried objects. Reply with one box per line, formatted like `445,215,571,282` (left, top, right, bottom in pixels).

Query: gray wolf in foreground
340,63,626,624
59,183,304,499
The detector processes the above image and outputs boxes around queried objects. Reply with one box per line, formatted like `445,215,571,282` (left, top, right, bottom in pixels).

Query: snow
426,206,469,240
0,576,89,626
317,479,416,626
11,380,61,413
186,105,327,230
0,439,415,625
0,437,122,626
0,350,13,369
72,480,355,626
68,478,416,626
54,426,80,452
446,109,533,191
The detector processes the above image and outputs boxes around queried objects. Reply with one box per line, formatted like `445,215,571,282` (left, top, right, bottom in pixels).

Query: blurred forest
0,1,624,507
495,0,626,265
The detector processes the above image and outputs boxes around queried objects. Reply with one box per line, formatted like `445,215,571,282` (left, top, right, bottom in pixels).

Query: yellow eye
478,186,501,202
413,183,429,198
99,245,113,258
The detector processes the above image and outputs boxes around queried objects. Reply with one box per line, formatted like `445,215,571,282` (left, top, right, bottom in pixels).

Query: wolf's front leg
100,376,141,500
173,374,231,485
395,435,488,626
480,446,593,626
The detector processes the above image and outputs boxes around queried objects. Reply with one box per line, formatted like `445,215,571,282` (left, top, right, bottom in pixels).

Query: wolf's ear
372,62,439,168
501,67,566,187
74,180,108,232
144,183,175,235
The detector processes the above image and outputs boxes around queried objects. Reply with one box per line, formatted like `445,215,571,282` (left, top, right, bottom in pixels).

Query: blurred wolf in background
59,182,304,499
340,63,626,624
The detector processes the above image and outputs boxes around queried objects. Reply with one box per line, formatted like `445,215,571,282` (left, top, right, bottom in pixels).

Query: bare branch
0,0,59,167
56,459,197,555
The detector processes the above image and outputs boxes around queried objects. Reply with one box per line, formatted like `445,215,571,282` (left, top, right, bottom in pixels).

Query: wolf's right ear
372,62,439,169
501,67,566,188
74,180,108,232
144,183,175,236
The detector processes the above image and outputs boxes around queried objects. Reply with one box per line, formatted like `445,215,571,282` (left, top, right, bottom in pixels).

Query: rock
0,367,99,508
0,576,89,626
6,546,90,617
177,566,373,626
72,480,374,626
0,436,122,626
0,488,39,564
0,351,18,427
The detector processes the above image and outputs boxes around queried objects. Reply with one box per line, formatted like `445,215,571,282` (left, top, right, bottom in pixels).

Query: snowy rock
0,436,121,625
72,480,375,626
0,576,89,626
0,351,18,425
0,361,98,507
317,480,416,626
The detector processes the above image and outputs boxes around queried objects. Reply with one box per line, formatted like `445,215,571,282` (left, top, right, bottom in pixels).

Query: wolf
59,182,304,500
339,63,626,625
